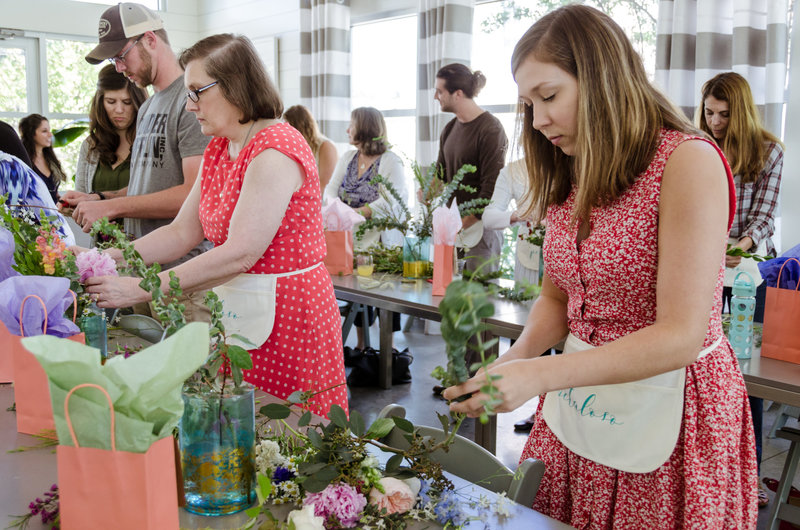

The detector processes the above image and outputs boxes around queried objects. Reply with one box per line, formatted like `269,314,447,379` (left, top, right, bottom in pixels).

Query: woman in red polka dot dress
444,7,757,528
86,34,347,418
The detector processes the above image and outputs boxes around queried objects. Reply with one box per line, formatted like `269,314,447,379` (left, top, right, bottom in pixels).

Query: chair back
377,404,544,506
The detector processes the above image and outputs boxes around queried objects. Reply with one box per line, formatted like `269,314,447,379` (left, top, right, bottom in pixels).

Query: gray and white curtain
655,0,789,136
300,0,351,143
416,0,475,166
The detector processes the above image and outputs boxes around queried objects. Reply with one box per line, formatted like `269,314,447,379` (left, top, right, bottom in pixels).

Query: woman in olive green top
74,64,147,201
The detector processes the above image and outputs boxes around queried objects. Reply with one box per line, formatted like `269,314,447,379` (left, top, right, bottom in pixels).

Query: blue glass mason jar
180,385,256,515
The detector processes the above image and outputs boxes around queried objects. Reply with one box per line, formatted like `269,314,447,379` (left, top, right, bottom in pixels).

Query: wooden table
0,385,572,529
331,273,800,451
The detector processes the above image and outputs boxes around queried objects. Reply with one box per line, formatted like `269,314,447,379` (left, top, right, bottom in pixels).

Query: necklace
242,120,257,146
230,121,257,159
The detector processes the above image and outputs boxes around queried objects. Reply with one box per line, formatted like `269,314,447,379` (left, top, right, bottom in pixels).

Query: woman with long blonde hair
445,5,757,527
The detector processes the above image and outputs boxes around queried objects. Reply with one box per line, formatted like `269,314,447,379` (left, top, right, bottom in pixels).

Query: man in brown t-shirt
434,63,508,272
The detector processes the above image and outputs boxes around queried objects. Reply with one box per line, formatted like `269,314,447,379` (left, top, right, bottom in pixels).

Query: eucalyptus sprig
725,245,772,262
185,290,254,393
463,268,541,302
433,279,502,424
90,218,186,336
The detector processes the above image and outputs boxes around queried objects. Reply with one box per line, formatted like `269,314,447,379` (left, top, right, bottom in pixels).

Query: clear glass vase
403,236,431,279
179,385,256,515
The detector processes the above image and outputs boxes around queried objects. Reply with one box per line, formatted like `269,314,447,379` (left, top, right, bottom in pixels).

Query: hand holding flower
76,248,118,282
84,275,151,309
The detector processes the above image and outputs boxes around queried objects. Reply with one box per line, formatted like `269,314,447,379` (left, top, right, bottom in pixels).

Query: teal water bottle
80,302,108,359
728,271,756,359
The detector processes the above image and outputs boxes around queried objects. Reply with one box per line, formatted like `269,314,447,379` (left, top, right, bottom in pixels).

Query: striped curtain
655,0,790,136
300,0,351,143
416,0,475,166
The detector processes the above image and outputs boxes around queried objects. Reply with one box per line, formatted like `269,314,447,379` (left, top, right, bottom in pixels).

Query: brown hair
698,72,782,184
284,105,323,155
351,107,388,156
436,63,486,98
512,5,695,224
88,64,148,167
179,34,283,123
18,114,66,185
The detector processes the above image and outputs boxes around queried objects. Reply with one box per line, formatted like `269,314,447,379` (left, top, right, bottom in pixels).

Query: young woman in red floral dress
444,6,757,528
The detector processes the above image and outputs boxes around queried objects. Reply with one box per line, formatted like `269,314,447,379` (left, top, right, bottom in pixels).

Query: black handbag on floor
346,347,413,387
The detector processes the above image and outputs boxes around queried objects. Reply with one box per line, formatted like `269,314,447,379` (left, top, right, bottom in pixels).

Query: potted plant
355,162,488,279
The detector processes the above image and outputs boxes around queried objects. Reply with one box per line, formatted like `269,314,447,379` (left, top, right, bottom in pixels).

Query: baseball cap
85,3,164,64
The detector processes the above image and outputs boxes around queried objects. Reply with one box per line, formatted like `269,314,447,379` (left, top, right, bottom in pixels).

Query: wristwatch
96,191,106,200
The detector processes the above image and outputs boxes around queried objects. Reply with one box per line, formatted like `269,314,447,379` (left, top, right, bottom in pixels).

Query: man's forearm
102,185,191,220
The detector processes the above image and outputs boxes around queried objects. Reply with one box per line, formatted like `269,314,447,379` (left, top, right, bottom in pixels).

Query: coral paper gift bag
324,230,354,276
762,257,800,364
432,245,454,296
0,321,13,383
14,294,85,435
58,384,179,530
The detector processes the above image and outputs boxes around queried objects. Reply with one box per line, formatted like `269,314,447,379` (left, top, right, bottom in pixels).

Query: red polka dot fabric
198,122,348,418
521,129,758,528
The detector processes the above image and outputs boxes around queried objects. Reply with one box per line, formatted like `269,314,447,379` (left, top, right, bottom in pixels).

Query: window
472,0,659,160
0,35,101,181
351,14,418,205
351,15,417,161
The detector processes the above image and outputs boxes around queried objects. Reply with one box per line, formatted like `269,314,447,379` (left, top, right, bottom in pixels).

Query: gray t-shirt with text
126,75,211,267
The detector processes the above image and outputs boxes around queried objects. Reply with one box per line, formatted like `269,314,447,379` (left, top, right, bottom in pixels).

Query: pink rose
76,248,118,282
368,477,415,515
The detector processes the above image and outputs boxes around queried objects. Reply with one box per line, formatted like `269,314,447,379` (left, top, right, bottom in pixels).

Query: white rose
403,477,421,498
287,505,325,530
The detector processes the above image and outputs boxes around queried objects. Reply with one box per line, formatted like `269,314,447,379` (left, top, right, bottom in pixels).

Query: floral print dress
520,129,758,529
198,123,348,418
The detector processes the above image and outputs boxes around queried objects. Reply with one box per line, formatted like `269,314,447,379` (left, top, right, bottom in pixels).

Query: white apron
212,262,322,349
541,332,722,473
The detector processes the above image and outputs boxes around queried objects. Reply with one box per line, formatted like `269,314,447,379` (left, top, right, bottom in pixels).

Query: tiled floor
345,315,799,529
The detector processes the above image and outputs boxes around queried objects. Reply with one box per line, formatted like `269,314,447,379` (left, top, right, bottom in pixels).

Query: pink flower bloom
76,248,118,283
303,482,366,528
368,477,416,515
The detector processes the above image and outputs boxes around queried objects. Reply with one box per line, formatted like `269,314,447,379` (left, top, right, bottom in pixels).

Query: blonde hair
284,105,322,156
512,5,695,224
698,72,782,183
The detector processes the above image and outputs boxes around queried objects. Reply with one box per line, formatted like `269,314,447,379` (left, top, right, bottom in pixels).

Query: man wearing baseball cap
64,2,211,321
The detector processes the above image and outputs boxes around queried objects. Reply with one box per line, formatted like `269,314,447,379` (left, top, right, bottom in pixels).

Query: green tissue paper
22,322,209,453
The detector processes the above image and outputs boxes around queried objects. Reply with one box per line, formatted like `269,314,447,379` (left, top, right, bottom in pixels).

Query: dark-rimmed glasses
187,81,219,103
109,35,143,67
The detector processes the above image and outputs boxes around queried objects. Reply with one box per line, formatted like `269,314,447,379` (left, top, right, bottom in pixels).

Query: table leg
378,308,394,390
472,329,499,454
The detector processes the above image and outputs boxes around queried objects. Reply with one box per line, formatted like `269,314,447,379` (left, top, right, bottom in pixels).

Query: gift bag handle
63,383,116,451
19,295,47,337
19,290,79,337
776,257,800,292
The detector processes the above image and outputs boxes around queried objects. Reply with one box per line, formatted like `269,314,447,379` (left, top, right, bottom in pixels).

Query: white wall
782,28,800,253
196,0,301,107
0,0,200,49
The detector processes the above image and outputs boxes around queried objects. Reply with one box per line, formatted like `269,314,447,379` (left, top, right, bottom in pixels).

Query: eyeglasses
187,81,218,103
109,35,143,67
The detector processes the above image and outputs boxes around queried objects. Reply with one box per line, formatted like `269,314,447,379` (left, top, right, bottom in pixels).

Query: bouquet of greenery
355,161,488,243
243,390,513,529
90,219,254,395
